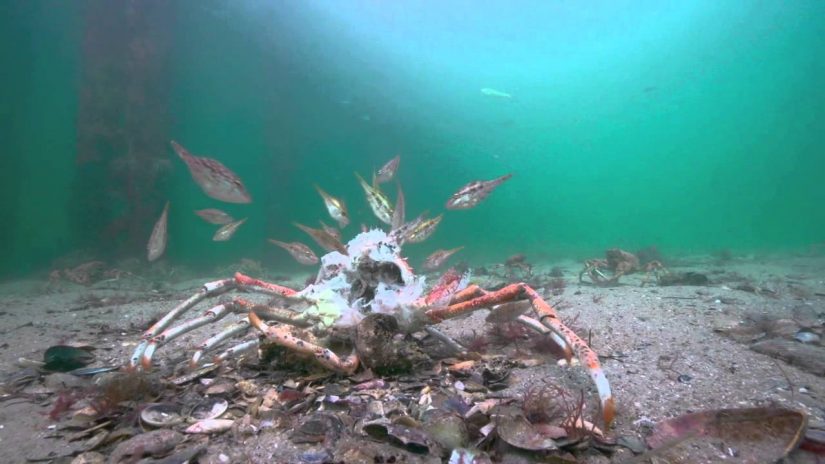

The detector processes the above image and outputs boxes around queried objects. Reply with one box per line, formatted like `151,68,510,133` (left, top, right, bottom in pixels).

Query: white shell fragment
185,418,235,434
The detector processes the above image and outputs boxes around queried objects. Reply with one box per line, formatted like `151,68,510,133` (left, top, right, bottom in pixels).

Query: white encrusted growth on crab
296,229,425,329
371,280,426,329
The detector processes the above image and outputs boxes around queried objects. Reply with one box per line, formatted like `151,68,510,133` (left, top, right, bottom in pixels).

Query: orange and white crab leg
425,283,615,427
129,277,236,369
233,272,300,298
190,320,251,367
140,302,238,369
248,313,359,374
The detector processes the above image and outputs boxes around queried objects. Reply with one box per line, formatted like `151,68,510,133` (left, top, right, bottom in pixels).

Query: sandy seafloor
0,253,824,463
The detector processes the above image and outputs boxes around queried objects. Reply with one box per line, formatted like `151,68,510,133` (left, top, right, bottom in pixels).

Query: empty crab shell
186,398,229,421
141,403,184,427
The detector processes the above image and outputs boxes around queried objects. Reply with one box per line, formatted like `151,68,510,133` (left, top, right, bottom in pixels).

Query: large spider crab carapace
129,183,615,427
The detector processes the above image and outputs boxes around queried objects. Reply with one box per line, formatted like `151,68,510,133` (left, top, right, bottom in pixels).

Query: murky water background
1,1,823,279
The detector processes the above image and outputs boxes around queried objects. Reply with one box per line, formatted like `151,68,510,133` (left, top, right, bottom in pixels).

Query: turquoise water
2,1,824,279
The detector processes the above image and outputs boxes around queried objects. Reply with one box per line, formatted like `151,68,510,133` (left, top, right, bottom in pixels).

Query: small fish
375,155,400,184
391,181,405,232
424,247,464,270
391,211,425,244
314,184,349,228
171,141,251,204
268,239,319,265
445,173,512,210
405,213,443,243
485,301,532,323
147,201,169,262
319,220,341,241
194,208,234,225
294,222,347,254
480,87,512,99
355,172,393,225
212,218,247,241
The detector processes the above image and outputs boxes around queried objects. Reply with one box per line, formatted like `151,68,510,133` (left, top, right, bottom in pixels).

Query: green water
2,1,824,279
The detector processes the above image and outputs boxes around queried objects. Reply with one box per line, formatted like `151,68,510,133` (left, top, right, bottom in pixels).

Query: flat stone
751,339,825,376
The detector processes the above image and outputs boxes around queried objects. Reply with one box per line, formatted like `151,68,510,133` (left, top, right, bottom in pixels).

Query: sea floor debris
1,252,825,462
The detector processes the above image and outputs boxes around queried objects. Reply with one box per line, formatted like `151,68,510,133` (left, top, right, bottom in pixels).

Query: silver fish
147,201,169,262
294,222,347,254
171,141,251,204
445,173,512,210
314,184,349,228
405,213,443,243
212,218,247,241
391,181,405,232
268,239,319,265
375,155,400,184
424,246,464,270
355,172,393,225
194,208,234,225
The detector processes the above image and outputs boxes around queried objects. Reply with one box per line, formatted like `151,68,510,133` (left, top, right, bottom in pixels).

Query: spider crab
579,248,667,286
129,193,615,428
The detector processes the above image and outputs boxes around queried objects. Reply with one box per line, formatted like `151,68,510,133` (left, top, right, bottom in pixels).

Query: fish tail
313,183,328,199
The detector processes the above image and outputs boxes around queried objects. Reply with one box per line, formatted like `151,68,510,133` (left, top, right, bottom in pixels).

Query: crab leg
425,283,615,427
213,338,260,364
140,302,237,369
234,272,299,298
424,326,467,355
234,298,317,328
190,320,251,367
129,278,235,368
248,312,359,374
190,298,321,367
513,314,572,361
448,284,488,304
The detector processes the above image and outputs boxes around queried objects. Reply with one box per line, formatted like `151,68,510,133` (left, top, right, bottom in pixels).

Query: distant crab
128,174,616,427
579,248,667,286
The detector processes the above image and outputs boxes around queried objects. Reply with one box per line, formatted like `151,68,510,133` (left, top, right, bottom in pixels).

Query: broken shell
362,419,436,454
496,414,559,451
648,407,807,462
187,397,228,421
141,403,184,428
184,418,235,434
423,409,469,451
795,329,821,344
291,412,343,444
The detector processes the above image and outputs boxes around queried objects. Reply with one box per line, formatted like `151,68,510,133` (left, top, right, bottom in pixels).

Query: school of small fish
147,148,511,272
